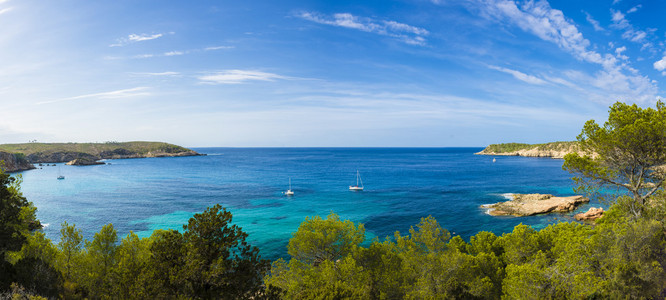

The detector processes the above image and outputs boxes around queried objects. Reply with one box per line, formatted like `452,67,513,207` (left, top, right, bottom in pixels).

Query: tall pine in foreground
0,167,41,291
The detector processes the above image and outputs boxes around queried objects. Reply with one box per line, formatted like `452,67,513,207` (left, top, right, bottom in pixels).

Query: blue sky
1,0,665,147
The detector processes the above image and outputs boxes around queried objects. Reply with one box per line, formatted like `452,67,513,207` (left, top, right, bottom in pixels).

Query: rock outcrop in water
66,157,106,166
574,207,604,221
483,193,589,216
0,151,36,172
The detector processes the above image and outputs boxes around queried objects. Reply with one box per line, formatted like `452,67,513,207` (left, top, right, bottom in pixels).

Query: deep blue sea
17,148,596,260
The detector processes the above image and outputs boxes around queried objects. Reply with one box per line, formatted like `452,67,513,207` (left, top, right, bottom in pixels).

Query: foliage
563,101,666,218
0,170,40,291
180,204,270,299
287,212,365,266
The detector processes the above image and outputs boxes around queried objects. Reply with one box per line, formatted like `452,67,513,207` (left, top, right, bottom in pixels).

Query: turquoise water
18,148,592,260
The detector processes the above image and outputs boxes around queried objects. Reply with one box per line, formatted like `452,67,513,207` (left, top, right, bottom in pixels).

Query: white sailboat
284,177,294,196
349,170,364,191
57,166,65,180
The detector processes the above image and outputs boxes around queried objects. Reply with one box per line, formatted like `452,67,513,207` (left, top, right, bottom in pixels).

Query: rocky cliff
476,142,583,159
1,142,204,164
0,152,36,172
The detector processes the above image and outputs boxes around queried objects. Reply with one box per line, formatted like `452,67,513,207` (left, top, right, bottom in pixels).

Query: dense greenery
480,141,579,154
3,102,666,298
0,199,271,299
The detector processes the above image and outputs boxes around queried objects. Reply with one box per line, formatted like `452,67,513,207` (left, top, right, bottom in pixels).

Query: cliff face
21,146,202,164
476,142,583,159
27,152,98,163
0,152,36,172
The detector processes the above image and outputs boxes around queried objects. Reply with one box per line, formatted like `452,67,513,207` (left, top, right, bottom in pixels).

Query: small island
0,141,203,172
482,193,589,216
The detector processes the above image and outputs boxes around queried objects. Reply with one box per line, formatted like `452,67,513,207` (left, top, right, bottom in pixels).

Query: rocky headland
66,157,106,166
0,141,203,171
0,152,36,172
476,141,583,159
482,193,589,216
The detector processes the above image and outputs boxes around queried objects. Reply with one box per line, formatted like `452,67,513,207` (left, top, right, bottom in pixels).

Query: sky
1,0,665,147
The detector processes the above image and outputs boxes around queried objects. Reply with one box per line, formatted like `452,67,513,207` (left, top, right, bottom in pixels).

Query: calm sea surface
18,148,594,260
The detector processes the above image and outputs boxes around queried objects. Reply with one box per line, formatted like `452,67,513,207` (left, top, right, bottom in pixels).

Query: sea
17,147,596,260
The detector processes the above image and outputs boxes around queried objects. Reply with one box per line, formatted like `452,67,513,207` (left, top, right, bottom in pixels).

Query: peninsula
476,141,581,158
0,141,202,172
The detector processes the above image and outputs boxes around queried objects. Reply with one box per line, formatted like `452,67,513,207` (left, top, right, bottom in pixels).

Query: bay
18,147,592,260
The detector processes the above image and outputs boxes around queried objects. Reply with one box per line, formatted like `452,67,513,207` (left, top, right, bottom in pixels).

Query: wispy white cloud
204,46,234,51
610,9,650,46
164,51,184,56
298,11,429,46
615,46,628,60
0,7,12,15
130,71,180,77
583,11,603,31
198,70,286,84
37,87,151,105
627,5,641,14
474,0,659,103
488,65,547,85
110,33,166,47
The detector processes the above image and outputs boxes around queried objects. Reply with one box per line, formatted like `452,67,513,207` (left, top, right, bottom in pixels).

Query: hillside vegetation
0,141,200,164
480,141,578,153
0,141,191,156
477,141,581,158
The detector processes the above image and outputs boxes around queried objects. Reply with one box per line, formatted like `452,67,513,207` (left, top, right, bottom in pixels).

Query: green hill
0,141,201,163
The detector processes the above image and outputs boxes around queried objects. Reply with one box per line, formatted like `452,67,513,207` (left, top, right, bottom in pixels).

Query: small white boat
349,170,364,191
57,166,65,180
493,158,496,163
284,177,294,196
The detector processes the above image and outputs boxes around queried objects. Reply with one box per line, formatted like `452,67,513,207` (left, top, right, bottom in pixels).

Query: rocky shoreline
0,142,204,172
0,152,36,172
482,193,589,216
476,142,583,159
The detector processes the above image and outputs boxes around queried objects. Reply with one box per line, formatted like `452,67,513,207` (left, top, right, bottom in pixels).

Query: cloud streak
488,65,547,85
110,33,166,47
198,70,286,84
583,11,603,31
298,11,429,46
38,87,150,104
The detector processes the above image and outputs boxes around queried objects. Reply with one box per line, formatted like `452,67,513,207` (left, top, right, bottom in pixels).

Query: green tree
266,213,368,299
0,170,40,290
181,204,269,299
563,101,666,218
81,223,118,298
144,229,186,297
287,212,365,266
111,231,150,299
10,232,62,298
